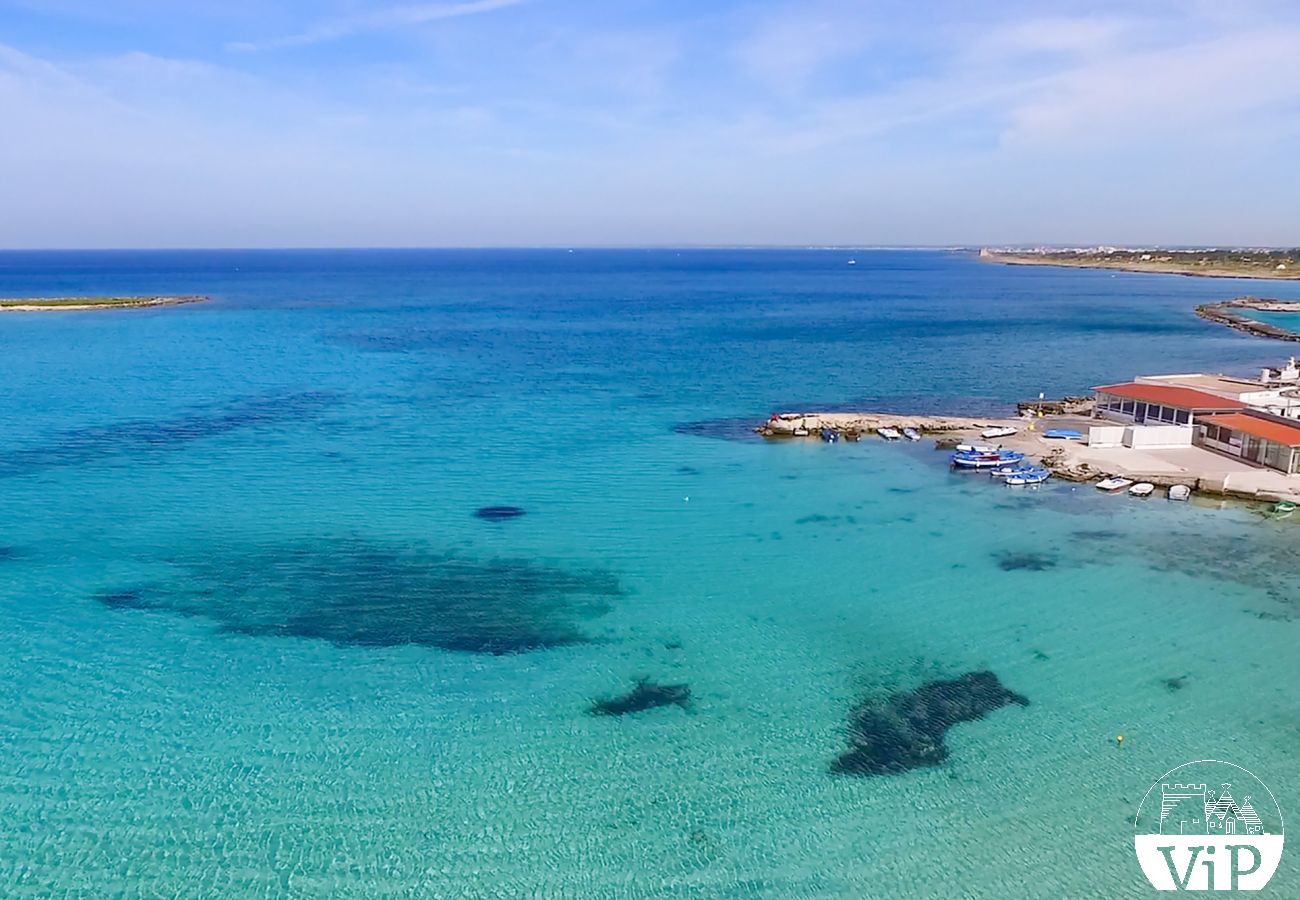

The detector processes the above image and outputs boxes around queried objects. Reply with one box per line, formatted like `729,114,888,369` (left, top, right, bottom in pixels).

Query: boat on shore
1095,476,1134,492
980,426,1017,439
1168,484,1192,501
792,426,808,437
878,427,902,441
1129,482,1155,497
901,427,921,441
1043,428,1084,440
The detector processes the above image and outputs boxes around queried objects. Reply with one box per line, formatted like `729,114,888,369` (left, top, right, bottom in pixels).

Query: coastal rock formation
1194,297,1300,342
0,295,208,312
758,412,1012,438
831,670,1029,776
589,678,691,716
94,538,622,655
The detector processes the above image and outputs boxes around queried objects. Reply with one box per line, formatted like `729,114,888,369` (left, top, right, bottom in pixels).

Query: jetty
0,295,208,312
1194,297,1300,342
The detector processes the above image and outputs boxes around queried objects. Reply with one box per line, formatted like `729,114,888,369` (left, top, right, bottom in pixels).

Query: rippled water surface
2,250,1298,897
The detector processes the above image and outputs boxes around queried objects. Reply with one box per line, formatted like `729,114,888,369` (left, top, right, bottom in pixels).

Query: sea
1,249,1297,898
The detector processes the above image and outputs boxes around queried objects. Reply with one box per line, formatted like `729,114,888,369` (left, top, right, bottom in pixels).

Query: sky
1,0,1299,248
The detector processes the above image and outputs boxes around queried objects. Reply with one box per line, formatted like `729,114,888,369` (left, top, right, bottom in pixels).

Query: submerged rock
474,506,526,521
94,538,621,655
995,551,1058,572
589,678,691,716
831,670,1029,776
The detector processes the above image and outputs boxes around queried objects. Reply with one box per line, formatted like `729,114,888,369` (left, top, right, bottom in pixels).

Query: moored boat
1129,482,1155,497
901,427,921,442
1005,467,1050,486
951,449,1025,468
1095,476,1134,492
955,443,997,454
878,427,902,441
820,427,838,443
1168,484,1191,501
989,461,1036,477
792,426,809,437
1273,500,1296,519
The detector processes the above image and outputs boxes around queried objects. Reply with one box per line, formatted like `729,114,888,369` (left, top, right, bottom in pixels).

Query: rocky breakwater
758,411,1015,438
1194,296,1300,342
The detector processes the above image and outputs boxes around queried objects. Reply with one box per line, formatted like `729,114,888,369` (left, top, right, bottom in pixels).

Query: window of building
1175,409,1190,425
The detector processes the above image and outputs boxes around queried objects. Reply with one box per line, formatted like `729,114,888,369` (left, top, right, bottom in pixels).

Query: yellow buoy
1116,735,1124,746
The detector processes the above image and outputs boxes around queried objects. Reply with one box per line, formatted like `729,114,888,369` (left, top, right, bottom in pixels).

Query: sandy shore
761,411,1300,502
0,295,209,312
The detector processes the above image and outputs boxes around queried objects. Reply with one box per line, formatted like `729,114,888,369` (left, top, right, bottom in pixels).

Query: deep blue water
2,250,1298,896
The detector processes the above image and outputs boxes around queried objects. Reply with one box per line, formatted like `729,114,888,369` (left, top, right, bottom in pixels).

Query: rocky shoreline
1193,296,1300,342
0,295,209,312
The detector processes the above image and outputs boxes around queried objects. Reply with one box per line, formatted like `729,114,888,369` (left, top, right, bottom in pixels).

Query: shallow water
1,250,1298,896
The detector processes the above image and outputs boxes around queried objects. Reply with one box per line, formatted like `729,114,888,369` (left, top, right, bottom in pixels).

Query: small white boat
1129,482,1155,497
1168,484,1191,502
847,259,857,265
980,426,1017,439
1095,476,1134,492
792,426,809,437
955,443,997,454
877,427,902,441
901,427,921,441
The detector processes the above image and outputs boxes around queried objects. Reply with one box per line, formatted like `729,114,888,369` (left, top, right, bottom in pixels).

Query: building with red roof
1200,410,1300,474
1092,382,1246,427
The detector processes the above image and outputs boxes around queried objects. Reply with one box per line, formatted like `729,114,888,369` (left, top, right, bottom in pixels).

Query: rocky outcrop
758,411,1014,438
1194,297,1300,341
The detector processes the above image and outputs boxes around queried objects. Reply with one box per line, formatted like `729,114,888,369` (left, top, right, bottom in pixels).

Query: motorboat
1095,476,1134,492
1005,467,1051,486
1043,429,1084,440
792,426,809,437
878,427,902,441
980,426,1017,439
1168,484,1192,501
820,427,838,443
1129,482,1155,497
843,430,861,442
955,443,998,454
901,427,921,442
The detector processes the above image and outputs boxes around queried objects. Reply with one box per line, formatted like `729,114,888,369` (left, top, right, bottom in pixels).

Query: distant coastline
0,295,208,312
980,247,1300,280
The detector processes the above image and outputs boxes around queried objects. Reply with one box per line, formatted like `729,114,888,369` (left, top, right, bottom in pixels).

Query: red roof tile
1201,413,1300,447
1093,382,1246,411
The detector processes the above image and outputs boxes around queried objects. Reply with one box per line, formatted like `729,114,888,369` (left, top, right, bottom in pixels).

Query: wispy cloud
227,0,528,52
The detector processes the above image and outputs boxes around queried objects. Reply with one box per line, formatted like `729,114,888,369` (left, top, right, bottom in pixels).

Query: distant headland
0,295,208,312
980,247,1300,280
1194,296,1300,341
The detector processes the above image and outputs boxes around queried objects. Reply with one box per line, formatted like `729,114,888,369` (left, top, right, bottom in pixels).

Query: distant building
1200,409,1300,474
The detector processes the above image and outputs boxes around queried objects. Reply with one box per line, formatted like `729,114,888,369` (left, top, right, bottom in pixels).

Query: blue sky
2,0,1298,248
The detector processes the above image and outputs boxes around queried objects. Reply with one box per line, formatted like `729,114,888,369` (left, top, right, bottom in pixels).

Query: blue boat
820,428,838,443
1004,467,1051,485
1043,429,1084,440
951,449,1025,469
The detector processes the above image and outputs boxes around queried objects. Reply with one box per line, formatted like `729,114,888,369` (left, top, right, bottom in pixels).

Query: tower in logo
1136,761,1284,891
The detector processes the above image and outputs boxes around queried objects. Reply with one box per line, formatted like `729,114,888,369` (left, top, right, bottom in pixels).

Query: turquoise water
2,250,1298,896
1241,308,1300,337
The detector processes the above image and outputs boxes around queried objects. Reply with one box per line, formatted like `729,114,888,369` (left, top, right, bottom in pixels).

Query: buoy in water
1116,735,1124,746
